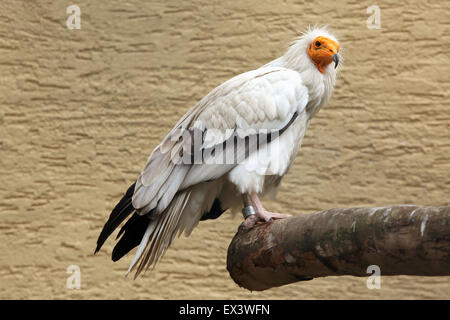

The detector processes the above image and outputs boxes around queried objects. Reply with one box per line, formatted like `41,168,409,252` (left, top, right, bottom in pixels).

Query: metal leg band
242,205,256,219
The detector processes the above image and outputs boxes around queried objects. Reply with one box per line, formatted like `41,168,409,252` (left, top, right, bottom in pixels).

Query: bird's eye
315,41,321,47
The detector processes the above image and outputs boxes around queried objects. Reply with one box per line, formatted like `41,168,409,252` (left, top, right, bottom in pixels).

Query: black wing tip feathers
111,213,150,262
95,182,137,254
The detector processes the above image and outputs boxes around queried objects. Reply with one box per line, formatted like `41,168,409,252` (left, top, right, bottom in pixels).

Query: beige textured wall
1,0,449,299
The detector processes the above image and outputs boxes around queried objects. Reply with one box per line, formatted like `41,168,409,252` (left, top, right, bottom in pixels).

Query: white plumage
96,26,342,276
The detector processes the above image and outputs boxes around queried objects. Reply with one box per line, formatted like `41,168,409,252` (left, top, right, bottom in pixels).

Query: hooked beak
332,53,339,69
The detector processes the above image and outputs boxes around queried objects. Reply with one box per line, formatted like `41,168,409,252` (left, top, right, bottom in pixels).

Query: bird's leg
240,193,259,229
241,192,291,229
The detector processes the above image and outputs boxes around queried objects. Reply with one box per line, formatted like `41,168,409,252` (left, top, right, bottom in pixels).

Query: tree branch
226,205,450,291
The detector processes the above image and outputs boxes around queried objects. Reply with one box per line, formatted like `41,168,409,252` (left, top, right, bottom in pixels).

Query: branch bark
226,205,450,291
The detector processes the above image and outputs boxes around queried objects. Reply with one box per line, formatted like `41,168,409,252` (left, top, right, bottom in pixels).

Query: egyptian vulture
95,27,341,276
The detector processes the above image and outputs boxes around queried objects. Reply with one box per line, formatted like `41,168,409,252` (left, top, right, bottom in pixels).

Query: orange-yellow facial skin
307,36,340,73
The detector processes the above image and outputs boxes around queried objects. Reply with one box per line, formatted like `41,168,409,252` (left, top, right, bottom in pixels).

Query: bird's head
282,26,342,76
307,35,340,74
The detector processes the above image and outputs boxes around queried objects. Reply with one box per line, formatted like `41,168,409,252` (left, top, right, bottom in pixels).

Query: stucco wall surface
0,0,449,299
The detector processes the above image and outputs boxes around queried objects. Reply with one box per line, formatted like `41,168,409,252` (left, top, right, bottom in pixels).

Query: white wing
132,66,309,215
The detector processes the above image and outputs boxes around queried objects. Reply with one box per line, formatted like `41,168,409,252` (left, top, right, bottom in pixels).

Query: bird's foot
240,210,291,230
